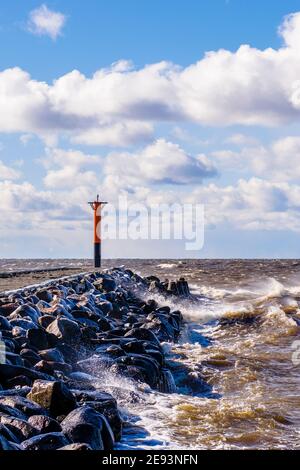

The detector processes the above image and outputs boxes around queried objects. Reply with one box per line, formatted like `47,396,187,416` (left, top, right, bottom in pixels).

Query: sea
1,258,300,450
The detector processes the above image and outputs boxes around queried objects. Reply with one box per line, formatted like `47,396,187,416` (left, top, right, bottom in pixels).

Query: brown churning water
117,259,300,450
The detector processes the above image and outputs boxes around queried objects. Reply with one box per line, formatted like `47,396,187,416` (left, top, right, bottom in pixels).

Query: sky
1,1,300,259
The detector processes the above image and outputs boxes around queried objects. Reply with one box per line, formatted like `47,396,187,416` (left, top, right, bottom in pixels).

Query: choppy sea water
1,259,300,450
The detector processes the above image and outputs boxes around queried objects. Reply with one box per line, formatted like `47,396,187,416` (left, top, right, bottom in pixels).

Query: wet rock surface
0,267,190,450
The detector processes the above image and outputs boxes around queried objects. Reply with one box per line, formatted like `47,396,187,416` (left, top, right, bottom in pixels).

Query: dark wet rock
10,319,38,331
0,415,38,441
61,406,114,450
57,343,78,363
0,303,19,317
36,289,53,303
124,327,160,346
77,355,113,374
46,318,81,344
0,434,17,450
21,432,69,450
144,348,164,366
0,395,47,417
38,315,56,329
20,348,41,366
142,299,159,314
9,304,40,324
58,442,92,450
0,316,12,331
122,340,146,355
26,328,50,350
72,390,122,441
94,277,117,292
0,422,19,443
5,375,32,388
96,301,113,315
76,318,100,330
27,380,76,418
0,387,31,398
0,363,52,382
39,348,65,363
156,306,171,314
105,345,124,357
6,352,24,367
116,354,160,388
97,316,112,331
28,415,62,434
0,403,26,420
143,317,176,341
34,360,72,375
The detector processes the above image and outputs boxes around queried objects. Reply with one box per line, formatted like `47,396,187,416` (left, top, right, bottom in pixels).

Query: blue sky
1,1,300,258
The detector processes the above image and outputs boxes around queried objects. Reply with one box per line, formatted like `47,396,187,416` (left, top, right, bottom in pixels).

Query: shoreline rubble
0,267,191,451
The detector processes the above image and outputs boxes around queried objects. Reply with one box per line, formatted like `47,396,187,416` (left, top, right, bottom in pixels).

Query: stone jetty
0,267,190,451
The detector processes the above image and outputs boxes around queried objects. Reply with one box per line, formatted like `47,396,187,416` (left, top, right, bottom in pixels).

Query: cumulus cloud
72,121,153,147
211,136,300,181
188,177,300,232
1,12,300,146
27,4,66,40
0,160,21,180
224,133,259,146
103,139,217,187
42,148,101,189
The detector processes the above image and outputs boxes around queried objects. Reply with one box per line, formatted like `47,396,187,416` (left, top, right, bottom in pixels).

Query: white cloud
211,136,300,181
225,133,259,146
42,148,101,189
1,12,300,146
20,134,34,146
188,177,300,232
0,160,21,180
103,139,217,187
27,4,66,40
72,121,153,147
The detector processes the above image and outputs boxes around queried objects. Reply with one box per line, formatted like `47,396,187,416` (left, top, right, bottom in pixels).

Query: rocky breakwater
0,268,190,451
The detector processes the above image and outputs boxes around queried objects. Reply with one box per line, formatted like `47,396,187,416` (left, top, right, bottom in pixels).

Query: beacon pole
88,195,107,268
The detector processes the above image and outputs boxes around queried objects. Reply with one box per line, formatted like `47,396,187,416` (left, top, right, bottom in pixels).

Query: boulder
0,434,16,450
5,375,32,388
0,316,12,331
124,327,160,346
27,380,76,418
20,348,41,366
0,363,52,382
72,390,122,441
0,414,38,441
0,395,47,417
21,432,69,450
0,303,19,317
94,277,117,292
61,406,114,450
26,328,50,350
35,289,53,303
34,360,72,375
5,352,24,367
0,403,26,420
38,315,56,329
116,354,160,388
9,304,40,323
28,415,62,434
0,422,19,443
46,318,81,344
58,442,92,450
39,348,65,363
